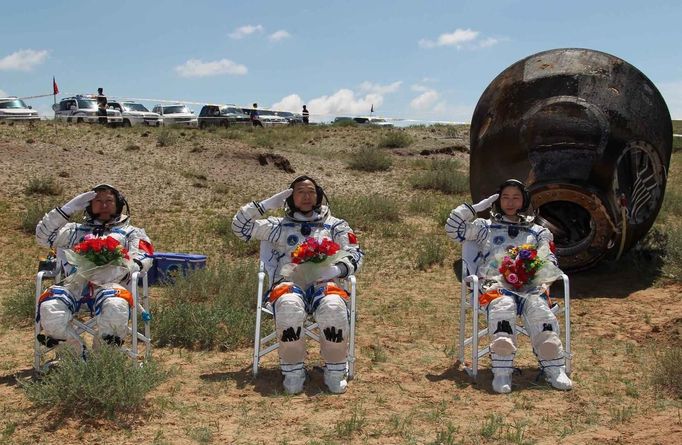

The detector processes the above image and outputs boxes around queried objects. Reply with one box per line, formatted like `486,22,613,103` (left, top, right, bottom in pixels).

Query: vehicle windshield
371,118,386,123
163,105,190,114
259,110,277,116
77,99,98,109
123,103,149,112
0,99,29,109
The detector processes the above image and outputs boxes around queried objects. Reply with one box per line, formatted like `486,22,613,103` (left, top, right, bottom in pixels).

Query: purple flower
519,249,532,260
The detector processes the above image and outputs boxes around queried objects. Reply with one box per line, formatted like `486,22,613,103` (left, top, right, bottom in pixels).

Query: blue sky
2,0,681,122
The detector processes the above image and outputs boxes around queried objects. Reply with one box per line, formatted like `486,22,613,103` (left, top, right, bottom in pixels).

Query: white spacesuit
35,184,153,355
232,176,363,394
445,179,572,393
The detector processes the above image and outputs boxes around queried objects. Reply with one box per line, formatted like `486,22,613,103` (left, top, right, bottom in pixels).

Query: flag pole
52,77,58,136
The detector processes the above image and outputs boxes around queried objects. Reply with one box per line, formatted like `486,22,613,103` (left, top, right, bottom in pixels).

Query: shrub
410,159,469,194
24,177,63,196
1,283,35,326
157,128,178,147
332,194,401,231
153,260,258,350
22,346,166,419
347,146,392,172
650,345,682,398
377,131,412,149
21,198,62,234
415,236,447,270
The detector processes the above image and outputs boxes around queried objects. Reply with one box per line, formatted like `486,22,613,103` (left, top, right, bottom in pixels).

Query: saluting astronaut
445,179,572,393
232,176,363,394
35,184,153,356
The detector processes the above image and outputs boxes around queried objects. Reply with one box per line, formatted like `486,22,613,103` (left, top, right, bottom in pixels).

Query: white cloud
0,89,7,97
660,80,682,119
269,30,291,42
271,94,304,112
229,24,264,39
419,28,501,50
174,58,247,77
410,89,440,110
0,49,49,71
359,81,402,95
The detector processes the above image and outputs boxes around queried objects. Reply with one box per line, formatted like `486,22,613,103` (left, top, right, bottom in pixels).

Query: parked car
107,101,162,127
244,108,288,126
198,105,250,128
275,111,304,125
53,95,123,125
152,104,198,127
0,97,40,121
333,116,393,127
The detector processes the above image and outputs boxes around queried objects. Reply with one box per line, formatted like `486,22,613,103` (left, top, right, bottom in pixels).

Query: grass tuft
410,159,468,194
347,146,392,172
24,178,63,196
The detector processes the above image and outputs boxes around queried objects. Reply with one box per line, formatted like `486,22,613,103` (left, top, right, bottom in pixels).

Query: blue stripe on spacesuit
233,212,253,240
36,287,78,322
268,219,283,243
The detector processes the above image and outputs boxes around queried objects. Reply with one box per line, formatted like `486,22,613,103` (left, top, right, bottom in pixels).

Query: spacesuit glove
316,265,342,283
259,189,293,211
472,193,500,212
61,190,97,216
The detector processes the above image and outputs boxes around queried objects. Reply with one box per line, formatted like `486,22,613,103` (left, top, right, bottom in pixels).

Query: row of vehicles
2,94,391,127
47,95,305,128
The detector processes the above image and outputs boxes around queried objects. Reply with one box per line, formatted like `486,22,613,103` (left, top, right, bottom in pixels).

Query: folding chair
457,240,572,380
253,241,357,379
34,264,152,374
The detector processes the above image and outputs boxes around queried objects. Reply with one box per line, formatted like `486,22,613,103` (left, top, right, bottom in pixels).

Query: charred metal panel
470,48,672,270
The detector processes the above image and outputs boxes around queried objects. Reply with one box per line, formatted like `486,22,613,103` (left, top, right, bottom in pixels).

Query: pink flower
506,273,519,284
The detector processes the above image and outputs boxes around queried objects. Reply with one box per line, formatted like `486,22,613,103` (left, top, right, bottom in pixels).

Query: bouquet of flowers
495,243,561,291
280,237,346,288
63,235,132,291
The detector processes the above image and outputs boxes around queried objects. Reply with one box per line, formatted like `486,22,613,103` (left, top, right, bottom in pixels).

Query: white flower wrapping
62,249,132,294
487,244,563,292
279,251,347,289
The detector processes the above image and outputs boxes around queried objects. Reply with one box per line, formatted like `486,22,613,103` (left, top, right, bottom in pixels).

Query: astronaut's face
500,186,524,217
90,190,117,222
292,180,317,214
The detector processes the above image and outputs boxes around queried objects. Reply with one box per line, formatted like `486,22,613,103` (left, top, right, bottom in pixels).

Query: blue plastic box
148,252,207,285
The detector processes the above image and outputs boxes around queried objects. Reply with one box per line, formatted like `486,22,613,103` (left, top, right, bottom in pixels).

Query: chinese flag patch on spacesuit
348,232,358,244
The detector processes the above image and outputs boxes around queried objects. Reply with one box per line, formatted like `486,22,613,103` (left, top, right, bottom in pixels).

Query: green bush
22,346,166,419
21,198,62,234
153,260,258,350
332,194,401,231
347,146,392,172
410,159,469,194
157,128,178,147
650,345,682,398
24,177,63,196
377,131,412,149
1,283,35,326
415,236,447,270
213,218,260,257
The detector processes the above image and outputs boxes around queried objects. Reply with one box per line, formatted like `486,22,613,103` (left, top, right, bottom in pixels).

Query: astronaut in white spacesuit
232,176,363,394
35,184,154,356
445,179,572,393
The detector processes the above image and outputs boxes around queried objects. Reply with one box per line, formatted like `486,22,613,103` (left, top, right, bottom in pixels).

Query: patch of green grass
24,177,63,196
333,404,366,440
157,128,178,147
427,423,461,445
20,197,62,234
1,282,35,326
153,260,258,350
347,146,393,172
332,194,401,231
651,345,682,398
410,159,469,194
22,346,166,419
213,219,260,257
415,236,447,270
377,131,412,148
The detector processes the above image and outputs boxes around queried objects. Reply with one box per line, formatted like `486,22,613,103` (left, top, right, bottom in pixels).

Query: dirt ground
0,121,680,445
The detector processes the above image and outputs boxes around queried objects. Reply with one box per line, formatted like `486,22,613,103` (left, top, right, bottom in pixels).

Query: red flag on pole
52,77,59,95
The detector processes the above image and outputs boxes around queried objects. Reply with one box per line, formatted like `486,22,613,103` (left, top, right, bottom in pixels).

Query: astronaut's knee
275,294,306,330
40,299,73,340
98,297,129,338
315,295,348,328
490,333,517,355
533,331,563,360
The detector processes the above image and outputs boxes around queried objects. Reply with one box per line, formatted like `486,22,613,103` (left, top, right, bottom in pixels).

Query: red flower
291,237,341,265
